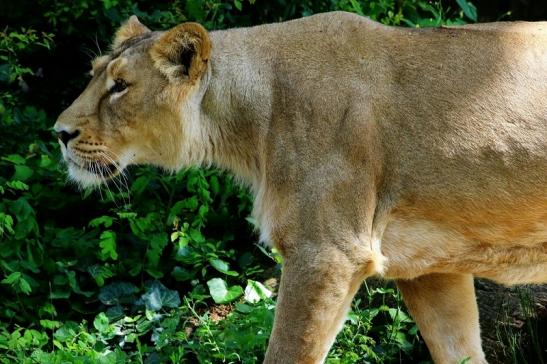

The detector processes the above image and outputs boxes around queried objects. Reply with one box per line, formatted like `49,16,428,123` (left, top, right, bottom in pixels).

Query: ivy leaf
105,305,124,321
209,258,229,272
93,312,110,333
207,278,243,304
209,259,239,276
171,266,193,281
99,282,139,305
140,281,180,311
54,321,79,342
244,280,272,303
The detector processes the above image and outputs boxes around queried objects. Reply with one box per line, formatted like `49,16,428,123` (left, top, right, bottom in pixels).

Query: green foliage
327,285,426,363
207,277,244,304
5,1,532,363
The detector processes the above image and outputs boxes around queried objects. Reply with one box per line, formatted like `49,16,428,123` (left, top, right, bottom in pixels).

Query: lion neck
195,30,273,189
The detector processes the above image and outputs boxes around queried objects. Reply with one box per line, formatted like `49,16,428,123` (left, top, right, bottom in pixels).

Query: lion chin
66,158,122,188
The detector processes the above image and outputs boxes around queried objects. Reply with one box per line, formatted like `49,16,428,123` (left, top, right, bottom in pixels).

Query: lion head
54,16,211,187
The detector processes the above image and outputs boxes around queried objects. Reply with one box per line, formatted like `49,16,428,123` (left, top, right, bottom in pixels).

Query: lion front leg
264,239,382,364
396,273,487,364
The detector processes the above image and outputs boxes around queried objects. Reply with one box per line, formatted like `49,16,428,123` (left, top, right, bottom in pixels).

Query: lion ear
113,15,150,49
150,22,211,83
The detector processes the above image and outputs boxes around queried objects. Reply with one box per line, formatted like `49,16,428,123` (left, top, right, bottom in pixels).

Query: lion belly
381,217,547,284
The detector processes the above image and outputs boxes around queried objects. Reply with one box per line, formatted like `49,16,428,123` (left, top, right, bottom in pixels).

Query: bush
1,1,480,363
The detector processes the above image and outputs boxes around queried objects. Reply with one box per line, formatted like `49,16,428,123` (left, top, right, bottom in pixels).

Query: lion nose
56,129,80,147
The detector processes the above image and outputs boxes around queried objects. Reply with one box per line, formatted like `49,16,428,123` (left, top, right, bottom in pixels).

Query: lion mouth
67,157,121,179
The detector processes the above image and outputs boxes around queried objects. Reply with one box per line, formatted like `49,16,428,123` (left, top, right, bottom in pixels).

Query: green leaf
99,230,118,260
89,216,114,228
18,277,32,294
1,272,21,284
93,312,110,333
40,319,61,329
140,281,181,311
98,282,139,305
11,197,34,220
209,258,228,272
130,175,151,195
66,271,94,297
207,278,243,304
49,289,71,299
0,213,14,235
39,154,53,169
13,165,33,181
169,197,200,223
244,280,272,303
209,258,239,276
88,264,114,287
11,197,38,239
54,321,79,342
117,211,137,220
388,308,413,323
2,154,26,165
209,175,220,194
146,233,168,268
106,305,124,321
185,0,206,22
349,0,364,16
234,0,242,11
189,228,205,243
171,266,193,281
456,0,477,21
6,180,29,191
235,303,252,313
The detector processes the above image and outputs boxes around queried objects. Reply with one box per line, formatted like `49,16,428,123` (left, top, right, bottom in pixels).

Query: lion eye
110,79,128,94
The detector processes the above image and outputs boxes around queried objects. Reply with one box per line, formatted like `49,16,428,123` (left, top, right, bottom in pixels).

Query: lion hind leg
396,273,487,364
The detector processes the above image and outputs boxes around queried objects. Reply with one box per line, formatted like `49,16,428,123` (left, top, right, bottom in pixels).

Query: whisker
98,152,130,207
90,160,105,202
101,151,132,206
97,160,119,208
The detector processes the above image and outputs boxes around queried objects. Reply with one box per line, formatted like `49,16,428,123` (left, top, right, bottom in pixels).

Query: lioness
54,11,547,364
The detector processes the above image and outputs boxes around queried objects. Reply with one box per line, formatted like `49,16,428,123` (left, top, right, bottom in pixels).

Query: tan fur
54,12,547,364
112,15,150,49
